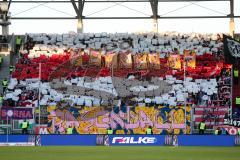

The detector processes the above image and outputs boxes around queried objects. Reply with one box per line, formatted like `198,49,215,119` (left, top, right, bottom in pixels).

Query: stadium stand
0,32,234,134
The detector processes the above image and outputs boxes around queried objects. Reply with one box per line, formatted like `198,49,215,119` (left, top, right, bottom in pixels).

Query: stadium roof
1,0,237,19
0,0,239,34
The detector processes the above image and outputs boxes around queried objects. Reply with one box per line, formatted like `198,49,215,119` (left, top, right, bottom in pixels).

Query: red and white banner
35,125,49,134
214,125,240,135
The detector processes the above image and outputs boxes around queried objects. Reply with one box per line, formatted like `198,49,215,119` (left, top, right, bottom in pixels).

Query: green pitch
0,146,239,160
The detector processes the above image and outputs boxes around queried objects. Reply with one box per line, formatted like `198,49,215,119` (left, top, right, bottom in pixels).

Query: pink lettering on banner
50,110,56,117
19,111,25,118
13,110,19,118
64,111,76,121
172,124,185,129
1,109,7,117
139,110,153,128
110,112,125,128
48,106,189,134
66,121,80,128
155,123,185,129
0,108,33,119
215,125,239,135
55,110,64,119
228,127,237,135
96,113,109,128
25,111,32,118
125,111,140,129
55,110,77,121
125,121,140,129
119,111,125,119
155,123,171,129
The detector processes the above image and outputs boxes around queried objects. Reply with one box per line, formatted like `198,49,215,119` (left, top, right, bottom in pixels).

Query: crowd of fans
0,32,233,132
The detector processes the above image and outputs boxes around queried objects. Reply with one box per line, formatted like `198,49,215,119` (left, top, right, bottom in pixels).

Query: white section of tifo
25,32,222,59
3,75,218,107
65,76,118,97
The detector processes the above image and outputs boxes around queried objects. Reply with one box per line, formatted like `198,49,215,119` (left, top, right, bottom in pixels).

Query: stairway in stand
0,52,10,94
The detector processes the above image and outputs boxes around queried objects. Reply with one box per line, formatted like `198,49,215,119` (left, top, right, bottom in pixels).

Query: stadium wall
0,135,237,146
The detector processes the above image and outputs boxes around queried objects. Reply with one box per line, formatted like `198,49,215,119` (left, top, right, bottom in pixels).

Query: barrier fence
0,135,237,146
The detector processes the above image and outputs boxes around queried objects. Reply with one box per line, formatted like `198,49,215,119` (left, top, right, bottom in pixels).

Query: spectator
214,127,221,135
236,96,240,107
9,65,15,74
146,126,153,135
24,37,35,52
199,120,206,135
233,111,239,119
233,68,239,85
221,127,228,135
0,93,3,107
224,113,229,119
196,91,203,105
15,36,22,53
2,78,8,93
107,127,113,135
66,125,73,134
21,119,29,134
172,135,178,147
0,55,2,65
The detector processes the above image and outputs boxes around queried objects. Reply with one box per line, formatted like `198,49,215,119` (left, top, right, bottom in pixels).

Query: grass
0,146,239,160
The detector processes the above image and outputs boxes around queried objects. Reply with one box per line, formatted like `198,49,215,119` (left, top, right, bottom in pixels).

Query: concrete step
0,52,10,94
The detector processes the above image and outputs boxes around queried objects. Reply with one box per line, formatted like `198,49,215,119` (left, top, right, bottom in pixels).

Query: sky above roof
6,0,240,34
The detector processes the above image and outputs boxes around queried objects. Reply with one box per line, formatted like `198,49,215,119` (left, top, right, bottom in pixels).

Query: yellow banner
134,54,148,69
148,54,160,69
184,50,196,68
89,49,101,66
119,53,132,69
168,54,181,69
47,105,191,134
104,52,118,68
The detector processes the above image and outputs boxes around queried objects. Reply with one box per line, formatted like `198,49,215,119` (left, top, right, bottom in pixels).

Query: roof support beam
229,0,234,37
149,0,159,33
2,0,230,3
78,0,85,18
11,15,240,20
70,0,85,18
229,0,234,18
7,0,12,10
70,0,85,32
71,0,79,17
150,0,158,19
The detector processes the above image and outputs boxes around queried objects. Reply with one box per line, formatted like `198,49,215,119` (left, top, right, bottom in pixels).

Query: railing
192,106,229,132
0,43,8,52
9,33,14,53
